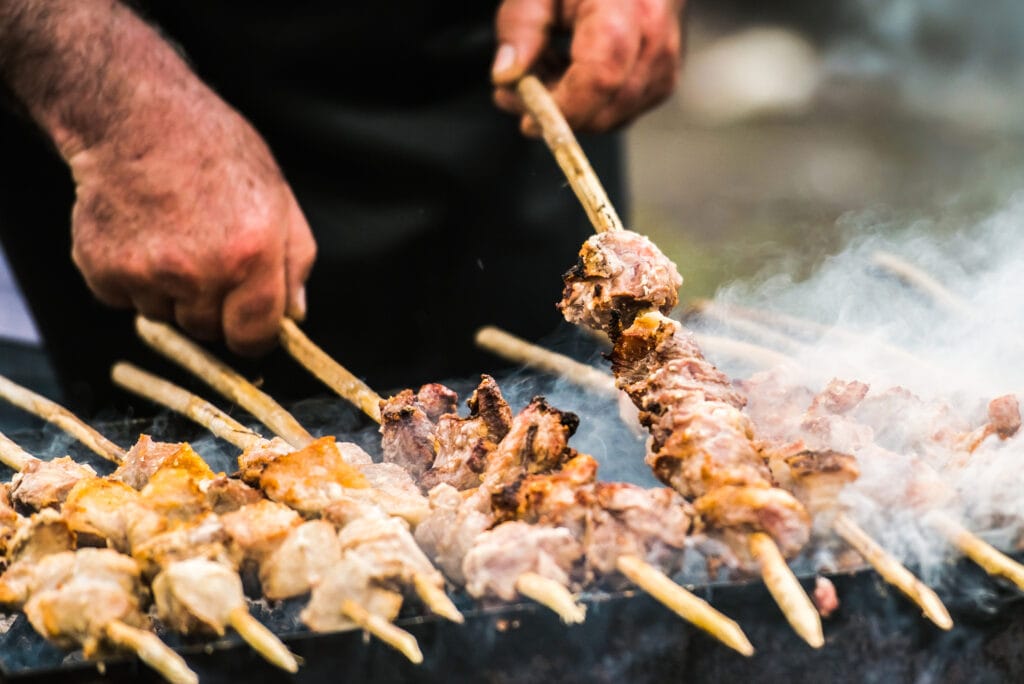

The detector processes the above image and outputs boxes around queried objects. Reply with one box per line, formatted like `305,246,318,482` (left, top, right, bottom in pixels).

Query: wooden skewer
929,512,1024,591
869,250,971,318
0,430,38,472
279,318,383,423
517,75,623,234
340,599,423,664
0,374,125,464
135,316,315,449
112,361,461,626
104,620,199,684
514,572,587,625
749,533,824,648
474,326,617,397
615,555,754,656
686,303,807,356
832,514,952,630
227,606,300,673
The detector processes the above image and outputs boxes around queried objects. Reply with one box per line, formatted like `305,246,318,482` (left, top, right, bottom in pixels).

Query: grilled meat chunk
10,457,96,511
463,522,583,601
559,230,682,332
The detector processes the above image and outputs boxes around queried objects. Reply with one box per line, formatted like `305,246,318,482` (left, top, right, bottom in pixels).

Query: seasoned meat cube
10,457,96,511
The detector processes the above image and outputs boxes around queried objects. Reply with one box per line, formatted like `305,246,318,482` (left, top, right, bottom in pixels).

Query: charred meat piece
380,388,439,479
113,436,214,489
421,376,513,491
559,230,682,332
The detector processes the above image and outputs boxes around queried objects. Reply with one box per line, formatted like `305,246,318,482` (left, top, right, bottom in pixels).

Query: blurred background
2,0,1024,425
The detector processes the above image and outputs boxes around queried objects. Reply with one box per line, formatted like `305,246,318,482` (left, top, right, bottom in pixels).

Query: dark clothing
0,4,626,414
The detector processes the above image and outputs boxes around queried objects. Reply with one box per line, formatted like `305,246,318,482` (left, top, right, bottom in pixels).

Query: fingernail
491,44,518,81
290,286,307,321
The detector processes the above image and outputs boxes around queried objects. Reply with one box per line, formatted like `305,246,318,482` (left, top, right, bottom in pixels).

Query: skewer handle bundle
517,76,623,234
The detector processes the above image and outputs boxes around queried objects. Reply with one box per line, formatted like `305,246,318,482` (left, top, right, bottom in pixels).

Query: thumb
492,0,558,85
283,200,317,322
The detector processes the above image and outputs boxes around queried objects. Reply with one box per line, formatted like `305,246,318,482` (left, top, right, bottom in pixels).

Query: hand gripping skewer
0,377,300,672
110,361,462,641
473,326,954,630
515,75,822,648
275,327,753,656
0,433,200,684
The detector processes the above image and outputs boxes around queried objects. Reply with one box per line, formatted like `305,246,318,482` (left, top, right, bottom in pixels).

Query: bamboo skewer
104,620,200,684
929,512,1024,591
227,606,301,672
514,572,587,625
279,318,383,423
135,316,314,449
833,514,952,629
516,76,623,234
615,555,754,656
749,533,824,648
474,326,617,397
0,374,125,464
869,250,971,318
0,430,37,472
111,362,462,629
340,599,423,664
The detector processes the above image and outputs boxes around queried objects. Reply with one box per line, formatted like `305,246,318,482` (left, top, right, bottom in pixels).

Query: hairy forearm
0,0,206,158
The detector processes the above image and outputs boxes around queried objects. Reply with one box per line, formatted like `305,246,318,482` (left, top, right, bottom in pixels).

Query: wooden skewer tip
340,599,423,664
515,572,587,625
105,620,199,684
228,606,301,673
412,574,464,624
749,533,824,648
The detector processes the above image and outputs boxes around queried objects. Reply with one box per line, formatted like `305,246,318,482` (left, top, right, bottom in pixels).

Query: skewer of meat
111,360,577,629
512,77,824,648
0,434,198,683
111,364,462,640
0,398,300,673
0,377,427,669
474,325,953,629
271,329,756,654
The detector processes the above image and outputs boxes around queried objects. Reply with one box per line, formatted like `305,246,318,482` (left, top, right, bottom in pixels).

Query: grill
1,375,1023,684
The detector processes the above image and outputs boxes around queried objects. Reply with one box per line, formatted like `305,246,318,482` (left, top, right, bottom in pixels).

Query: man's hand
0,0,315,355
67,95,315,356
491,0,684,134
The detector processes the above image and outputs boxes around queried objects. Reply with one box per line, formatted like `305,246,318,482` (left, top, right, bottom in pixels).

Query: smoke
690,191,1024,588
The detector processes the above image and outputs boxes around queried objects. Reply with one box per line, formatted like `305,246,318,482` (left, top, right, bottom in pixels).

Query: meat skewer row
105,369,449,662
112,360,580,630
0,435,199,683
511,78,823,648
0,382,425,669
272,330,755,654
0,407,300,672
473,326,953,629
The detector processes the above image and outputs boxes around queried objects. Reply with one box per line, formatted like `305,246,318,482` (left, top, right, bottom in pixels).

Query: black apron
0,2,626,414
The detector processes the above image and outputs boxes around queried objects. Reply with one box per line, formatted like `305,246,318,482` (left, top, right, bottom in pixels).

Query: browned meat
559,230,682,332
62,478,140,551
220,500,302,561
463,522,584,601
237,437,295,484
413,484,493,585
113,436,214,489
478,397,580,495
258,436,369,516
10,457,96,511
491,453,599,528
808,379,869,415
0,484,21,558
421,376,513,491
694,485,810,559
380,388,438,479
300,556,404,633
813,576,839,618
988,394,1021,439
738,370,816,442
413,383,459,422
201,475,264,514
6,509,76,566
151,557,247,636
